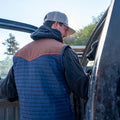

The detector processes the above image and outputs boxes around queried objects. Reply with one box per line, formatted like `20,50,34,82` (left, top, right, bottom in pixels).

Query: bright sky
0,0,112,31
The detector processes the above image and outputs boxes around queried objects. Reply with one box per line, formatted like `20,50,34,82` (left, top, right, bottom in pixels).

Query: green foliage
63,35,76,45
73,23,96,45
64,12,104,45
2,33,19,55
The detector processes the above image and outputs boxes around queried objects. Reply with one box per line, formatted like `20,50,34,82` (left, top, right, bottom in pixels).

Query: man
1,11,88,120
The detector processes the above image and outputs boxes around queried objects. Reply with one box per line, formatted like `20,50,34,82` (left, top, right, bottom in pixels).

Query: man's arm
63,46,89,99
0,66,18,102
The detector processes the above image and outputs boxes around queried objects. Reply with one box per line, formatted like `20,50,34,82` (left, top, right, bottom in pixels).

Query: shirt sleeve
63,46,89,99
0,66,18,102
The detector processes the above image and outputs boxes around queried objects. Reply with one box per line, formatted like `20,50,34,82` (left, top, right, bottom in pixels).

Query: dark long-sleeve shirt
63,46,89,99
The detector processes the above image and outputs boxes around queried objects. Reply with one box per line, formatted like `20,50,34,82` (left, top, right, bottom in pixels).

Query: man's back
13,39,75,120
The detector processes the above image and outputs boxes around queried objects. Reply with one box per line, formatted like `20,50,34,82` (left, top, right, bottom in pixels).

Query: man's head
43,11,75,39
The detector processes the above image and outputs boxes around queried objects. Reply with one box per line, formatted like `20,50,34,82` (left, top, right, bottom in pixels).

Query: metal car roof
0,18,38,33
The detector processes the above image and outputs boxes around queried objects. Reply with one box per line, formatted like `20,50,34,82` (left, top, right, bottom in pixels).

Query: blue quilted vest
13,39,75,120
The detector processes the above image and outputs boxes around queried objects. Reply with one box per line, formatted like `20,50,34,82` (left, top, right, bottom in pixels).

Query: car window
0,29,32,79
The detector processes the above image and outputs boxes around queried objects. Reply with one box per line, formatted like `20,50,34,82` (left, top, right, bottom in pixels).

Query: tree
2,33,19,55
64,11,105,45
63,35,76,45
64,23,96,45
73,23,97,45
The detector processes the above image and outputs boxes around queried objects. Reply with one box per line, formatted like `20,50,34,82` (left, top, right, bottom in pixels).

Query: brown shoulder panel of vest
15,39,66,61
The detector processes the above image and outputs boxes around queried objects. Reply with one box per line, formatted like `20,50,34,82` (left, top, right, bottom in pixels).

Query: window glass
0,29,32,79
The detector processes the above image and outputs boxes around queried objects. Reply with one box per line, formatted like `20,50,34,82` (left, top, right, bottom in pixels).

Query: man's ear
52,21,59,29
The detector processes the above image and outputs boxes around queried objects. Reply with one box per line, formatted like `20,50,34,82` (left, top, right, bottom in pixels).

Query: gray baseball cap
44,11,75,36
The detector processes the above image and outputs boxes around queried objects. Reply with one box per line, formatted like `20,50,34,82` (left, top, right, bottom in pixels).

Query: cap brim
65,25,76,36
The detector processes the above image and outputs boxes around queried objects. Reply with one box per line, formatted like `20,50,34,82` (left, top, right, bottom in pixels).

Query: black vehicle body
83,0,120,119
0,0,120,119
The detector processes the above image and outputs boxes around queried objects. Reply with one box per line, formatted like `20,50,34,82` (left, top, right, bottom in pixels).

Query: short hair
43,21,55,27
43,21,63,27
59,22,63,26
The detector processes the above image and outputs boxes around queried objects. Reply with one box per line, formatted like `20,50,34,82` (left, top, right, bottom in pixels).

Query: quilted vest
13,39,75,120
